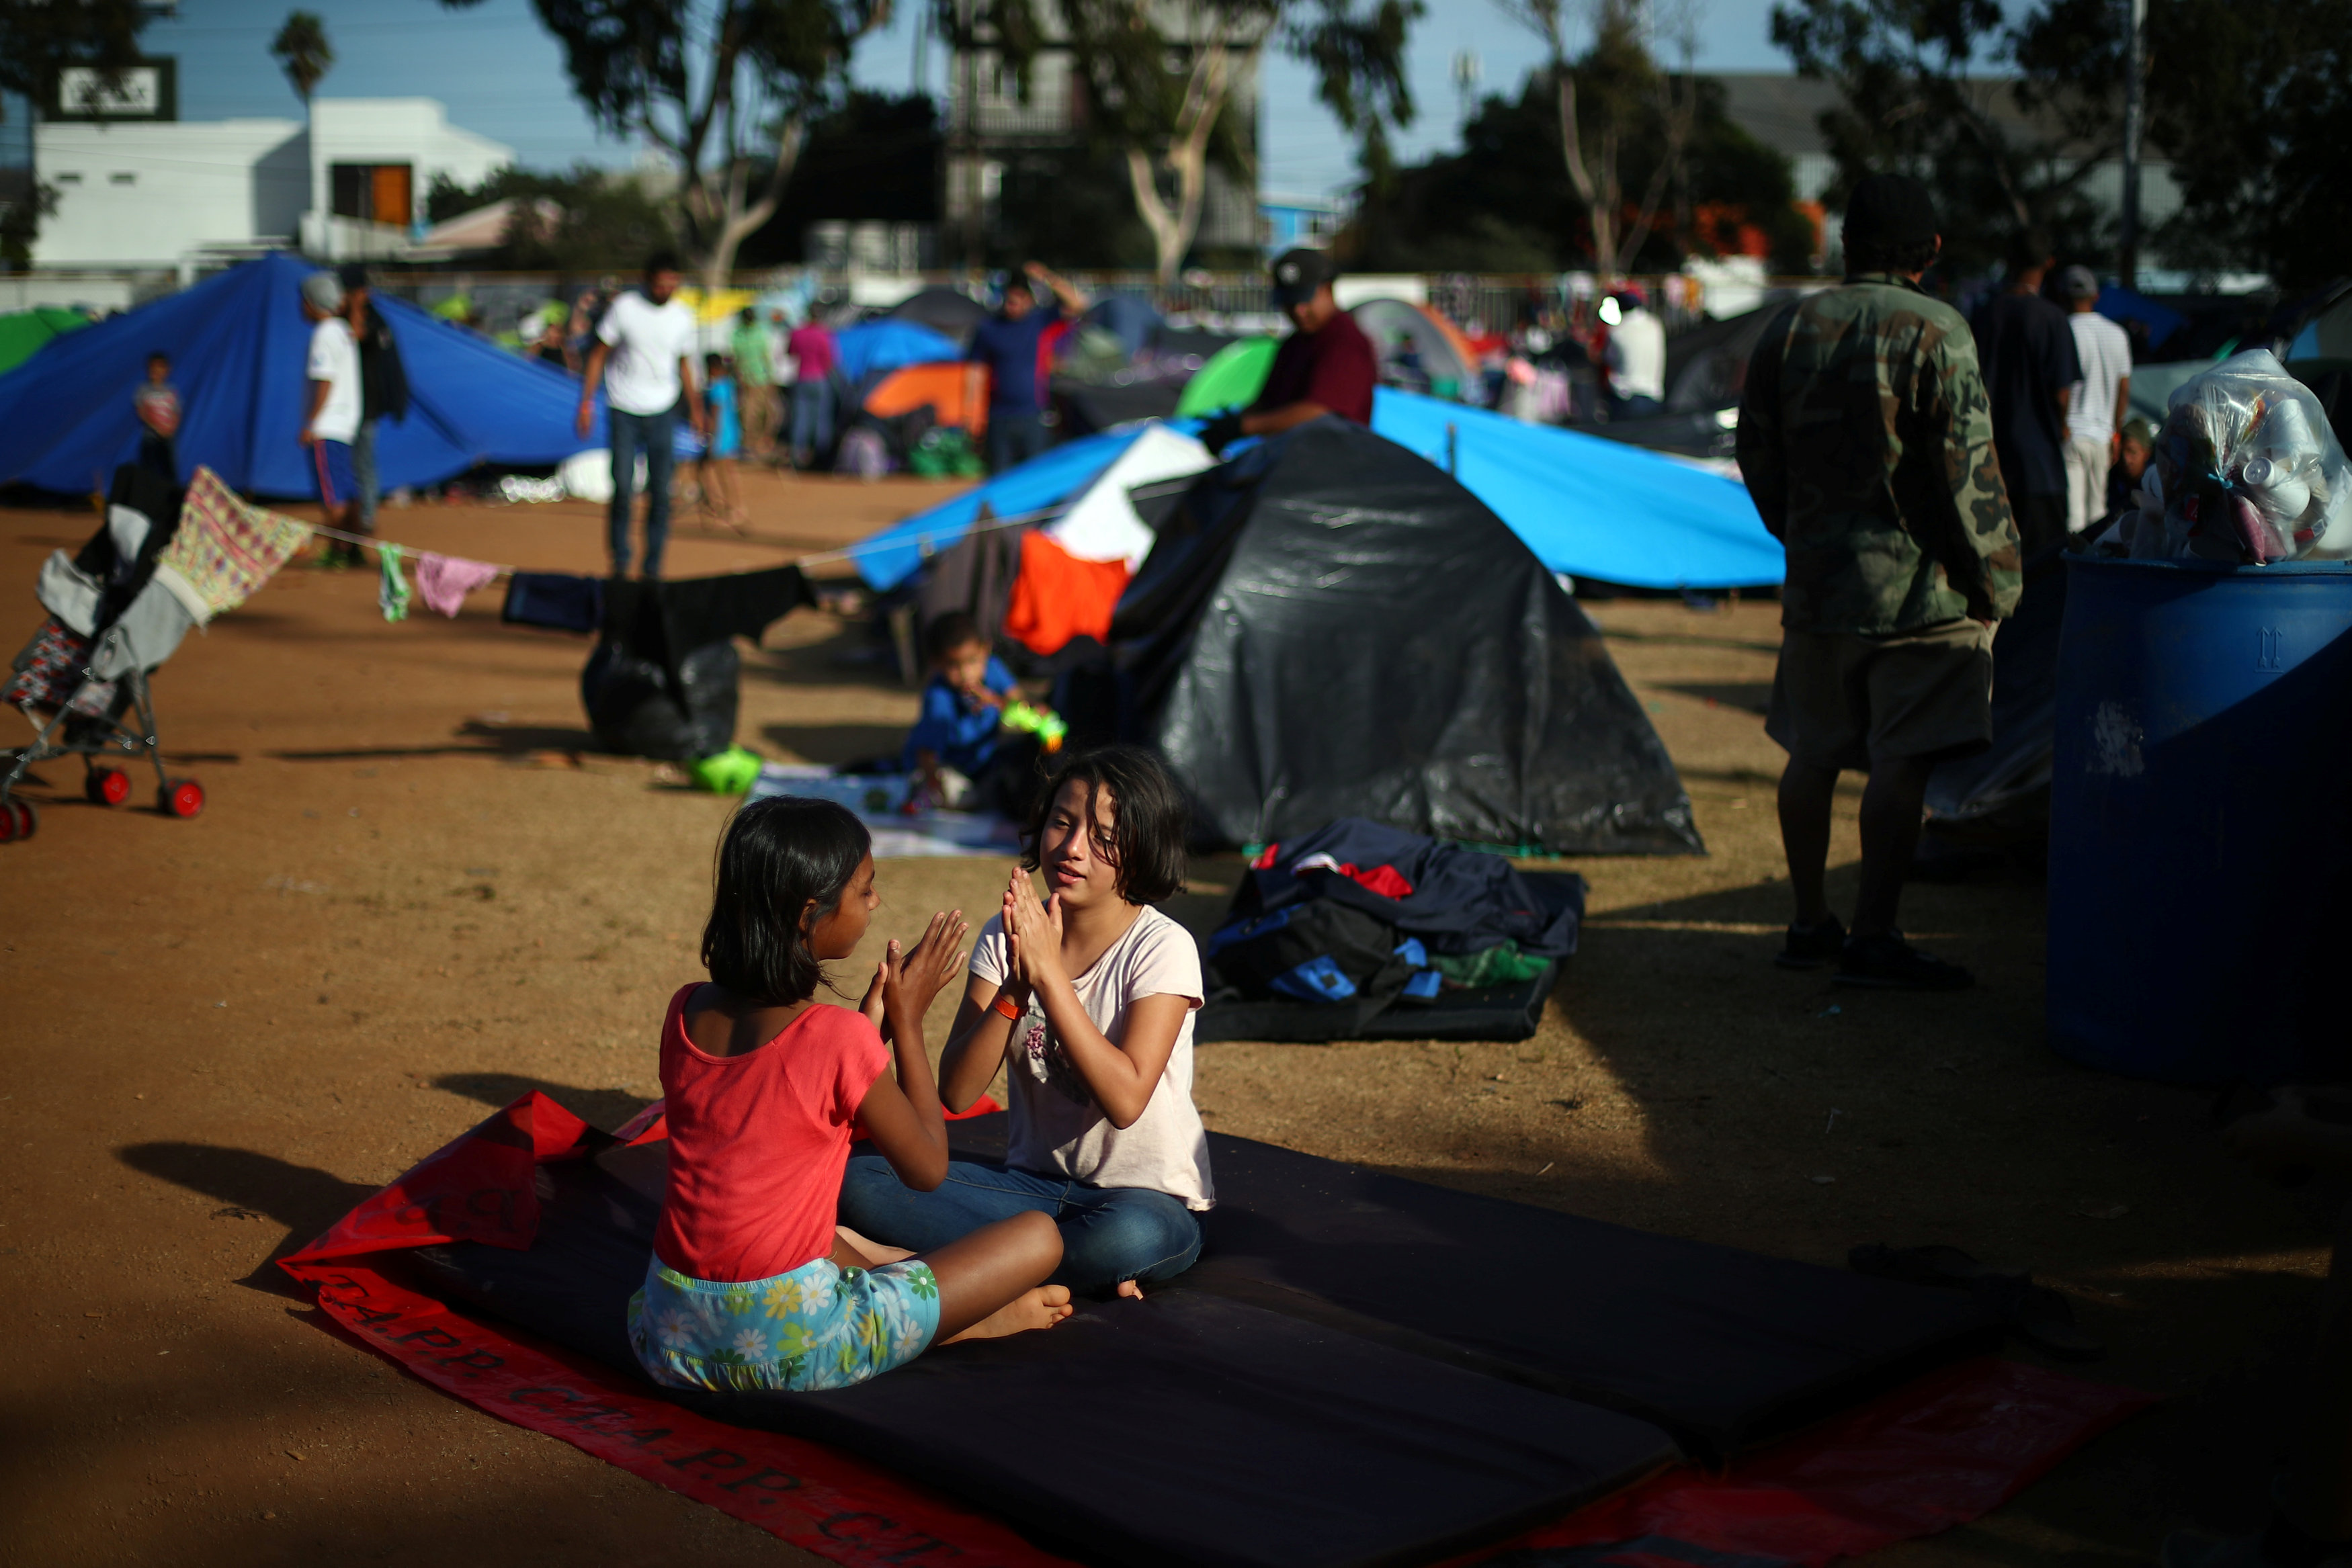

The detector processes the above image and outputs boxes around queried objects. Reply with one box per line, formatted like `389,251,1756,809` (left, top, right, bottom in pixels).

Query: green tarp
0,308,91,377
1177,335,1277,417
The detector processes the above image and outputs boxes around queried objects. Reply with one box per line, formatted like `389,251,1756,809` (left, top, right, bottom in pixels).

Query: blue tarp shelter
833,319,960,386
0,252,599,498
1368,390,1781,589
851,396,1784,594
2097,285,2186,350
851,428,1145,589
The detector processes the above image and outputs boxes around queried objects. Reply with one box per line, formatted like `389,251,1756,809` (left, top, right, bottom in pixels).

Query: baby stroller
2,465,206,842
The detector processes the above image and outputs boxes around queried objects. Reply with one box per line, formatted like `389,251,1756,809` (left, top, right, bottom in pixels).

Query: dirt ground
0,463,2333,1565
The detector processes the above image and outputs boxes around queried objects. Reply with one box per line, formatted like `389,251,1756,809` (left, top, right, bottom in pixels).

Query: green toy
1000,700,1067,752
687,745,765,794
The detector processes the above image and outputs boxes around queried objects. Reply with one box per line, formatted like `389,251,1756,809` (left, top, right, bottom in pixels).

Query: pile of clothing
1201,819,1585,1042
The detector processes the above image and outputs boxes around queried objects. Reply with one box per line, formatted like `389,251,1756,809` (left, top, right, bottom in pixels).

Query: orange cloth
1002,531,1131,656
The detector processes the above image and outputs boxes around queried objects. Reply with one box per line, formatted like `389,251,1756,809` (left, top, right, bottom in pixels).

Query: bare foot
1116,1279,1146,1300
943,1285,1074,1343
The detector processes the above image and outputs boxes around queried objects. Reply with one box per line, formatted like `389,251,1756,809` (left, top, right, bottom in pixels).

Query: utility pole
2119,0,2146,288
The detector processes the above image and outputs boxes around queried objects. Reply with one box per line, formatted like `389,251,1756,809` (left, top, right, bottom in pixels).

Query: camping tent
913,425,1216,662
1177,338,1277,417
1105,418,1704,855
1352,298,1480,398
890,286,993,345
0,307,91,377
864,362,989,433
0,252,599,497
1369,389,1782,590
851,426,1159,591
833,318,960,385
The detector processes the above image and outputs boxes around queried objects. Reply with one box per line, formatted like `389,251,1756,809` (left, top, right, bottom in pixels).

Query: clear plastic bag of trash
2114,350,2352,564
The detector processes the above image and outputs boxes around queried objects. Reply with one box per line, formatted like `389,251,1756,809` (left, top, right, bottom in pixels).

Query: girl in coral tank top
629,796,1071,1393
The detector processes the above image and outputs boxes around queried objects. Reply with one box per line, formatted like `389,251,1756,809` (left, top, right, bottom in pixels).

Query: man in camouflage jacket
1736,172,2020,991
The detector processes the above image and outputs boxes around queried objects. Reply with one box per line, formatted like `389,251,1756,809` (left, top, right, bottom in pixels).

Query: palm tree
270,11,333,104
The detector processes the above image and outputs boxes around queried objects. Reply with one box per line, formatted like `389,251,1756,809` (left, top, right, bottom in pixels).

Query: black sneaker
1835,930,1974,991
1775,914,1846,970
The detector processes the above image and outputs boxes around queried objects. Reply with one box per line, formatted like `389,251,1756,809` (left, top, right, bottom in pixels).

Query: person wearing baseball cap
298,269,365,565
1734,171,2019,991
1198,248,1376,455
2059,263,2132,537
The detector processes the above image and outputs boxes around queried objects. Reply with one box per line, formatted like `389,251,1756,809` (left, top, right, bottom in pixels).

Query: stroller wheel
2,799,36,842
87,767,131,807
160,779,205,820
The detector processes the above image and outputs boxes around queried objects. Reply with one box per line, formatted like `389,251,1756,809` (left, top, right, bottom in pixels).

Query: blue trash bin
2048,556,2352,1084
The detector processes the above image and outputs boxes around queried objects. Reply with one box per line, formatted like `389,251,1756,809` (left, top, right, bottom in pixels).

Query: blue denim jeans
838,1156,1202,1294
985,410,1050,474
607,404,677,578
352,417,380,529
788,380,835,465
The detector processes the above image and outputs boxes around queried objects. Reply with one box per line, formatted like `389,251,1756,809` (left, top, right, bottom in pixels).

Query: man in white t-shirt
1603,286,1667,419
299,269,365,567
575,252,706,578
2061,265,2133,535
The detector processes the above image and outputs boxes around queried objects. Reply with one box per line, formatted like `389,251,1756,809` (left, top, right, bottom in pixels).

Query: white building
32,97,510,276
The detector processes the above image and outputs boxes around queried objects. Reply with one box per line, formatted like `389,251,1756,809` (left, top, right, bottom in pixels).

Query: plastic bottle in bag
2144,350,2351,564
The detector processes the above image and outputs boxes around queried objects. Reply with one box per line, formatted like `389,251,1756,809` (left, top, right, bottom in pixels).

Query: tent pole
1446,422,1458,476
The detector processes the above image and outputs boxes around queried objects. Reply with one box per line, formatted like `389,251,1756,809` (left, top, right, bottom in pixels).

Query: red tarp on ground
281,1095,2153,1568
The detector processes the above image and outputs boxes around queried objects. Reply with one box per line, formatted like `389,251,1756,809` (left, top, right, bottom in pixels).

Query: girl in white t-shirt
838,745,1212,1297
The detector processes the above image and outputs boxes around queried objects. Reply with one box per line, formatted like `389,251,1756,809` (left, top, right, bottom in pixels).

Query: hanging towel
414,552,502,617
377,543,413,623
153,466,308,624
502,572,605,634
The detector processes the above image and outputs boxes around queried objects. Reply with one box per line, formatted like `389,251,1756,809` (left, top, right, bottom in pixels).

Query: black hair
2006,230,2054,275
644,250,683,278
704,351,726,371
924,610,987,664
701,795,871,1005
146,349,169,365
1021,744,1188,906
1844,235,1941,276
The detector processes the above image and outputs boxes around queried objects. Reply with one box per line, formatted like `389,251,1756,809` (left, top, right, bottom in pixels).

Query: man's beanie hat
300,271,345,313
1843,173,1939,249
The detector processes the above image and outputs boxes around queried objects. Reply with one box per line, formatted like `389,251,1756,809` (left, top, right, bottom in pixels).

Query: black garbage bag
581,636,739,760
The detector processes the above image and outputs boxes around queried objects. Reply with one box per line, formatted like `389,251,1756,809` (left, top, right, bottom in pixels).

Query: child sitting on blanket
839,744,1213,1297
628,796,1072,1395
901,611,1047,816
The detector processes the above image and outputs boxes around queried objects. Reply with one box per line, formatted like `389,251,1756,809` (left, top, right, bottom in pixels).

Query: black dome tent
1094,417,1706,855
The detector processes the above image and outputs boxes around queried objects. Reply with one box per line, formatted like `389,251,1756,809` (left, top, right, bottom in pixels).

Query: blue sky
139,0,1796,198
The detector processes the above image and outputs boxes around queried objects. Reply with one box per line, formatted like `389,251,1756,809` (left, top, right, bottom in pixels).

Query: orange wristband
993,992,1023,1020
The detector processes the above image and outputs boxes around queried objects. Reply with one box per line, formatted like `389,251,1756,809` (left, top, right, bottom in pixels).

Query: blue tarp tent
833,319,960,386
851,428,1145,589
2097,284,2186,350
0,252,600,498
1368,390,1782,589
851,393,1783,595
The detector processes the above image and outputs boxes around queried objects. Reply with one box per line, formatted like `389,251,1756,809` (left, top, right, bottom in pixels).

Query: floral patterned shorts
628,1252,941,1394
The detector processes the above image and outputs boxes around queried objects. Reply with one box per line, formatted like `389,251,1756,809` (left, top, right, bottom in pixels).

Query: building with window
940,7,1262,267
31,96,509,274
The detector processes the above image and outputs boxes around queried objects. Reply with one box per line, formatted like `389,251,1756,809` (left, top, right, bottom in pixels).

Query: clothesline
294,468,1203,582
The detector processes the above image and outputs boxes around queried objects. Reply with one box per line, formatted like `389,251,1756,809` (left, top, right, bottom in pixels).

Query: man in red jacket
1202,249,1376,454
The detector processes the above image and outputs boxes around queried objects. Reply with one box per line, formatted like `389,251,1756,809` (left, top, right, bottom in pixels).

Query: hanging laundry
413,552,502,618
1002,531,1131,656
645,566,813,662
376,543,413,623
501,572,604,634
151,466,307,625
